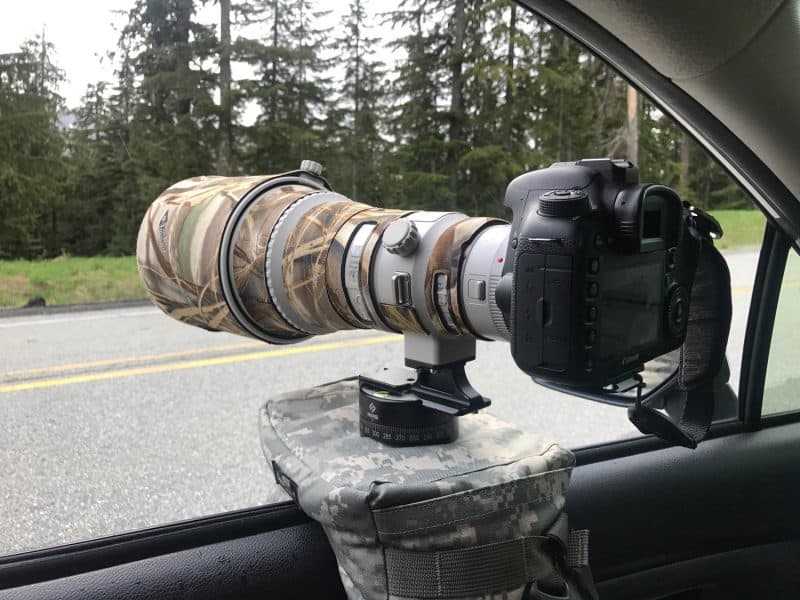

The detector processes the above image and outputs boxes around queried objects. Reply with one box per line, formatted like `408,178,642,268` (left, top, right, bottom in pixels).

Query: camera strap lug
688,204,724,240
628,377,698,449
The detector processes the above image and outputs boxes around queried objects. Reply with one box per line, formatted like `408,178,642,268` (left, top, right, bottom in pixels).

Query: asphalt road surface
0,248,759,555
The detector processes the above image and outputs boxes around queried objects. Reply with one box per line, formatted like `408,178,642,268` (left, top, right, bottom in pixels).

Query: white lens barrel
460,224,511,341
344,223,377,323
371,212,465,334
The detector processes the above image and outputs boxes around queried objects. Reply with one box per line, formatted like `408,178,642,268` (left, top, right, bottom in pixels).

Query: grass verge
709,209,764,250
0,256,144,308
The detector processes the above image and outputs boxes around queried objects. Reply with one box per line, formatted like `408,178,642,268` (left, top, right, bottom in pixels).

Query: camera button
467,279,486,301
586,305,598,322
392,272,412,306
585,328,597,346
584,358,594,372
588,257,600,274
586,281,599,298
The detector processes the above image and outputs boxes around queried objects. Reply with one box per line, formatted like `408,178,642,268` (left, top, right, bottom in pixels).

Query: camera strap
629,210,732,449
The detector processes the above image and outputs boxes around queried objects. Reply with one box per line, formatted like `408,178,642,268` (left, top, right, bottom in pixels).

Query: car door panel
0,520,345,600
599,541,800,600
570,422,800,583
3,421,799,600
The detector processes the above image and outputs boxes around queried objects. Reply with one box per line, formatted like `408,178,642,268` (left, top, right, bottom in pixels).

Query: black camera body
497,158,702,388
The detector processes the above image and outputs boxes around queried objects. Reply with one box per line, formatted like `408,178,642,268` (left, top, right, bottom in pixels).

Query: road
0,248,758,556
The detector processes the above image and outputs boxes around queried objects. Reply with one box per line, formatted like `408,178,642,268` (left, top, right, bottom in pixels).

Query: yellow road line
0,335,401,394
3,277,794,390
732,279,800,297
0,340,264,378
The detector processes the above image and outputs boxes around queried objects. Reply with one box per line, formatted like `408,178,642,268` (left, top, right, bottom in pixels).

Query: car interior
2,1,799,599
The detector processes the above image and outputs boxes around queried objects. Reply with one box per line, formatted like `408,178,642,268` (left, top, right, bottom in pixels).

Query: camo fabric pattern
228,182,319,341
261,379,595,600
137,175,268,337
325,208,408,327
425,217,507,336
281,198,373,333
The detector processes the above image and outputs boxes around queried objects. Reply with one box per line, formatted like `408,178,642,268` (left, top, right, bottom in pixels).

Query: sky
0,0,400,109
1,1,135,107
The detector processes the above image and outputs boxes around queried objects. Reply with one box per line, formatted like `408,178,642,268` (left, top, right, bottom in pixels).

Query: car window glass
0,0,762,557
763,249,800,415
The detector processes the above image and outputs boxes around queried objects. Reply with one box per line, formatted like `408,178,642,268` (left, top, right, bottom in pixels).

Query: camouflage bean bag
261,378,598,600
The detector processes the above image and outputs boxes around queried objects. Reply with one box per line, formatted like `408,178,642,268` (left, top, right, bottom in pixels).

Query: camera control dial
665,285,689,338
538,189,592,218
383,218,420,256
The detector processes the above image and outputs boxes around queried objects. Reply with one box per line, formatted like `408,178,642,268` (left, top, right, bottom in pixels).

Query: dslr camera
137,157,710,446
497,158,697,388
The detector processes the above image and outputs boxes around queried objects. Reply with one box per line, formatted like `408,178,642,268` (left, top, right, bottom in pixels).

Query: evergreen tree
0,0,757,260
457,1,527,216
385,1,451,210
109,0,218,253
325,0,387,202
529,28,607,164
237,0,332,173
0,35,66,258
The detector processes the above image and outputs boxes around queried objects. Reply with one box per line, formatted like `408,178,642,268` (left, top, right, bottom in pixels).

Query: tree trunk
174,0,193,117
38,29,46,96
449,0,466,134
447,0,466,208
556,36,569,161
503,4,516,152
352,0,362,199
625,85,639,165
217,0,233,175
270,0,279,122
703,160,712,208
679,131,691,195
557,90,564,160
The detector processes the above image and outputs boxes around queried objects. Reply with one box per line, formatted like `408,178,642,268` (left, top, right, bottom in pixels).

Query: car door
3,1,800,600
1,216,797,600
3,233,796,600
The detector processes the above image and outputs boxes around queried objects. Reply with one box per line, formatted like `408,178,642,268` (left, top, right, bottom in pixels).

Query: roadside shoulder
0,298,152,319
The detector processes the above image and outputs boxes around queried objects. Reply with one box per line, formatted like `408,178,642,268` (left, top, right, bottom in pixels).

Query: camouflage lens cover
137,175,324,342
137,176,271,338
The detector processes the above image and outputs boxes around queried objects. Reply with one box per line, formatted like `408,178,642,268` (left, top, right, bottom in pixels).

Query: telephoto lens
137,167,509,347
138,158,724,449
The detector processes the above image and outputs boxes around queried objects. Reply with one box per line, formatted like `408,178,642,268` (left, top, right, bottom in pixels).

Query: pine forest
0,0,751,259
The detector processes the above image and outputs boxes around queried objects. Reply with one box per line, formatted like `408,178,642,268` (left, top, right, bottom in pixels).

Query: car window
0,0,763,557
762,249,800,415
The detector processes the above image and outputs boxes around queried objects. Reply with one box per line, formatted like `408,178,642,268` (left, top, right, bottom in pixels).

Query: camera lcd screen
597,258,664,359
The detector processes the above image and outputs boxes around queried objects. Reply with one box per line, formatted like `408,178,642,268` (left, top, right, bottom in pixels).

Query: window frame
2,0,798,568
0,503,308,589
744,223,800,428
